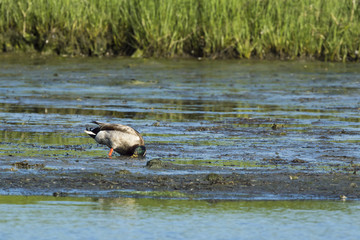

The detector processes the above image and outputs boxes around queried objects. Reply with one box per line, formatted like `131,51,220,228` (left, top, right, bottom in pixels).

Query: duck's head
131,146,146,158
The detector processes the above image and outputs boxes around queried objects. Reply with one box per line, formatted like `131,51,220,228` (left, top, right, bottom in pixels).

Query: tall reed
0,0,359,61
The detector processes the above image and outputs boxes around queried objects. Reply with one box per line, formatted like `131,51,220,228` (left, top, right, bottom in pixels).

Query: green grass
0,0,359,61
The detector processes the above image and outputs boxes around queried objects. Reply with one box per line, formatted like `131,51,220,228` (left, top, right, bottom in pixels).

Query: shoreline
1,159,359,200
0,51,357,64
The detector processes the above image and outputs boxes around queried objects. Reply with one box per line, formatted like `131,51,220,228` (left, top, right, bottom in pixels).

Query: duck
84,121,146,158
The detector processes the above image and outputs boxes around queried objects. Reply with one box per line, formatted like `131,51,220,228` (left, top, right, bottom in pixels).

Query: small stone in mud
350,183,358,188
115,169,131,175
291,158,308,164
205,173,223,184
146,159,164,169
53,192,68,197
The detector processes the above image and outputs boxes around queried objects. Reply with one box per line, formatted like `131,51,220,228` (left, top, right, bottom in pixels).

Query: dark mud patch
146,159,165,169
12,160,45,170
1,158,359,200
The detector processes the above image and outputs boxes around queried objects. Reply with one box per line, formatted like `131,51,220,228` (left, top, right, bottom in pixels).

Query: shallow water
0,55,359,238
0,195,359,240
0,55,359,175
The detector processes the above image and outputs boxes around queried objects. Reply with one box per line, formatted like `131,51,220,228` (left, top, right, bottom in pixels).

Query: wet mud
0,157,359,200
0,56,359,200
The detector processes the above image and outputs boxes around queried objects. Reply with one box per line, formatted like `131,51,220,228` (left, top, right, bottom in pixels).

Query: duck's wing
92,121,145,144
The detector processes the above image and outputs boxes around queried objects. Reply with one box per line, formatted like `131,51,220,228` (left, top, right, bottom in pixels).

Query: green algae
113,190,192,199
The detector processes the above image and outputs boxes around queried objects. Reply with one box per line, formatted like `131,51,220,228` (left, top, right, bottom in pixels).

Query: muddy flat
0,55,359,200
1,158,359,200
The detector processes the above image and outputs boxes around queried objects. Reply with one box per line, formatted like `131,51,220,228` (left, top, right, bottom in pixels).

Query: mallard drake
84,121,146,157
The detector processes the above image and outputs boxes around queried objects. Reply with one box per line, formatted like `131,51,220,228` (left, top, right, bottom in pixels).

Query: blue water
0,196,359,240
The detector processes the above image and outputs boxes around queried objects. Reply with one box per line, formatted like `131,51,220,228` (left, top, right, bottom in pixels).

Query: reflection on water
0,55,359,173
0,195,359,240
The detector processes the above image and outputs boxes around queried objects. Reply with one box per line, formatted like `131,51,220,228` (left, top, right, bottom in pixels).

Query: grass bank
0,0,359,61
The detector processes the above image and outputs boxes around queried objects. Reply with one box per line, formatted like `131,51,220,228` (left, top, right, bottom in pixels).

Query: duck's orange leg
108,148,114,158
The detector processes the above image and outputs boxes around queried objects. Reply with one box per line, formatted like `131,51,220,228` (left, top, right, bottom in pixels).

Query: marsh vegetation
0,0,359,61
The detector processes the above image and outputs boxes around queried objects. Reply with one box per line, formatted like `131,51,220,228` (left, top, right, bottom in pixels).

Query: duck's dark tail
84,127,100,139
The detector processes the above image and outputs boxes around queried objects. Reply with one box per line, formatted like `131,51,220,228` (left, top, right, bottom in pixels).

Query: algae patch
146,159,164,169
13,160,45,170
113,190,191,199
205,173,223,184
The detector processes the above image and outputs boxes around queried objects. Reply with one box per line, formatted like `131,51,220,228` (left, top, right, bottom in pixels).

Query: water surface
0,55,359,238
0,195,359,240
0,55,359,175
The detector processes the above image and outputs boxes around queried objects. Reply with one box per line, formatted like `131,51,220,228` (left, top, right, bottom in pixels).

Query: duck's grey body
84,121,146,157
